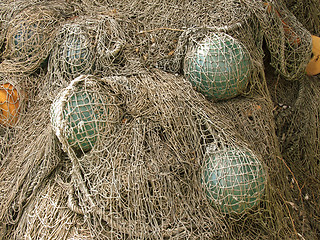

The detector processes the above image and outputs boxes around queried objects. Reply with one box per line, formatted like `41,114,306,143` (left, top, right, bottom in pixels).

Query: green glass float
201,145,266,215
63,33,93,76
184,32,251,100
51,76,122,154
62,90,105,152
13,22,43,56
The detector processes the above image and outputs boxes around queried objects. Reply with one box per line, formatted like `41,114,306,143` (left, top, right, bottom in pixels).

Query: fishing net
45,14,125,99
0,69,312,239
0,71,230,238
257,0,312,81
285,0,320,35
0,0,319,239
0,5,7,56
0,73,30,166
267,64,320,237
51,75,123,155
0,1,23,58
0,1,79,75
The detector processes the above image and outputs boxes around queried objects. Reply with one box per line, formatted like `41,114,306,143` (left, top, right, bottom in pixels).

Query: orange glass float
0,83,21,127
306,35,320,76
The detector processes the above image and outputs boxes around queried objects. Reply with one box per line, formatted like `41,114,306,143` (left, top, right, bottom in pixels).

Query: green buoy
63,32,93,75
184,33,251,100
63,91,104,152
13,22,44,57
201,145,266,214
51,76,122,154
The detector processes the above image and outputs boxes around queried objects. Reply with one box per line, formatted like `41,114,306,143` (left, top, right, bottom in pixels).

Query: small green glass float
201,144,266,215
63,91,103,152
12,22,43,57
63,32,93,76
51,75,122,153
184,32,251,100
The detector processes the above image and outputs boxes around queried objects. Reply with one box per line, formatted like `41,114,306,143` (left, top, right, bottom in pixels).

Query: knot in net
51,75,123,155
1,1,320,239
184,31,252,100
201,144,267,215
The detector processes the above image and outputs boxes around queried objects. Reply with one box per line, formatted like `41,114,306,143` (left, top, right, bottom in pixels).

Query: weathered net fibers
284,0,320,36
0,71,256,239
267,62,320,238
0,1,81,75
0,69,310,239
45,14,125,99
257,0,312,81
0,0,318,239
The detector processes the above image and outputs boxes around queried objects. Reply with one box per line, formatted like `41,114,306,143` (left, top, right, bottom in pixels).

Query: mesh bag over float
184,31,252,101
51,75,123,155
0,2,76,75
45,15,125,99
201,145,266,215
0,73,30,167
0,81,23,127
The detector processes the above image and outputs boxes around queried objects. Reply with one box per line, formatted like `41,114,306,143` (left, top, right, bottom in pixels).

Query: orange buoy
306,35,320,76
0,83,21,127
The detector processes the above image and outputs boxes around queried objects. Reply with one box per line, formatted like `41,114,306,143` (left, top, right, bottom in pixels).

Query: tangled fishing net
45,14,125,98
284,0,320,35
0,0,319,239
0,1,80,75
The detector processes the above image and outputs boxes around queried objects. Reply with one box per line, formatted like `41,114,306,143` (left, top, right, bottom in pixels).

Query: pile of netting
0,1,80,75
0,0,319,239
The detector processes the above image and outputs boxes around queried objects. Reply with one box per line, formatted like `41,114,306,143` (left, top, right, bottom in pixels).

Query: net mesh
0,0,319,239
51,75,123,155
201,145,266,215
0,1,80,74
45,14,125,98
257,1,312,81
183,32,252,100
284,0,320,35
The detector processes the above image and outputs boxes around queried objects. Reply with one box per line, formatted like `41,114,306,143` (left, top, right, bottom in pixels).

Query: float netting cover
45,15,125,98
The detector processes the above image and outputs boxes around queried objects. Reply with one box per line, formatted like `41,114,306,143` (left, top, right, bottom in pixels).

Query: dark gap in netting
198,119,219,148
0,39,6,63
